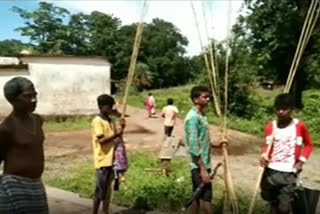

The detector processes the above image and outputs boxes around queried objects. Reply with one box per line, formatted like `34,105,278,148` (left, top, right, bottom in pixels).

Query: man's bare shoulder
0,115,13,139
31,113,43,125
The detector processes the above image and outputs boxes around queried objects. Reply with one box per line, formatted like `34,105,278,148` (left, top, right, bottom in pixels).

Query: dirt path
44,106,320,192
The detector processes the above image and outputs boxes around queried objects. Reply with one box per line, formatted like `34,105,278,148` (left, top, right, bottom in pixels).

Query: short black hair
167,98,174,105
97,94,115,107
190,86,209,102
274,93,295,109
148,93,152,96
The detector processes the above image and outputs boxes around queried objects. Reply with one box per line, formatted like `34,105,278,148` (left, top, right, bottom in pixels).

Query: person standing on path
161,98,179,137
0,77,48,214
144,93,156,118
184,86,225,214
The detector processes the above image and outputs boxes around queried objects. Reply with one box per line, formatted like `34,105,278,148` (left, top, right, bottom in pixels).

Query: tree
111,19,193,87
0,39,34,56
12,2,70,54
66,13,91,55
236,0,320,108
86,11,121,57
140,18,191,88
133,62,153,91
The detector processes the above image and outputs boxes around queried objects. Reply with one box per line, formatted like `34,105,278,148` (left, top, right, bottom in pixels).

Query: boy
161,98,179,137
184,86,224,214
91,94,125,214
260,93,313,214
0,77,48,213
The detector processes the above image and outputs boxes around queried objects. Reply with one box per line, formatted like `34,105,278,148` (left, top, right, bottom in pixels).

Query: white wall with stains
0,56,110,116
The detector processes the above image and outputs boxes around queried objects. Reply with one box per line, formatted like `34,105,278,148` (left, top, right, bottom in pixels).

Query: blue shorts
94,167,114,200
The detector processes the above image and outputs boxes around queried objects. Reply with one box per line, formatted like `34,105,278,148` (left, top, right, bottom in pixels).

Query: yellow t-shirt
91,115,115,169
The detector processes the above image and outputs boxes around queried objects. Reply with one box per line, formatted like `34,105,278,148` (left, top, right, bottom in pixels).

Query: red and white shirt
262,119,313,172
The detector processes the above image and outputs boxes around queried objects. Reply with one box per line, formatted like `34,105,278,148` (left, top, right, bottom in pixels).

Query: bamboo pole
190,1,222,118
284,0,318,92
121,0,148,117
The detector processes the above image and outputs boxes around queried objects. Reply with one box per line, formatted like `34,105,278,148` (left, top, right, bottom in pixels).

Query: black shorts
260,168,297,209
191,169,212,202
94,167,114,200
164,126,174,137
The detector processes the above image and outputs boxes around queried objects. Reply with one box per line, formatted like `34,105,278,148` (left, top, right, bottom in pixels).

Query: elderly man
0,77,48,214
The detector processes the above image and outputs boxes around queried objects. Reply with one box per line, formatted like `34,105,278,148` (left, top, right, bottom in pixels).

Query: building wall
0,57,110,116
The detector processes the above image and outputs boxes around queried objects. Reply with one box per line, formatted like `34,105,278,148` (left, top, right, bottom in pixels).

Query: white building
0,55,111,116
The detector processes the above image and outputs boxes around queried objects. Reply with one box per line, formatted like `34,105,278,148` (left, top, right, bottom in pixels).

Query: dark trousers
164,126,174,137
260,168,297,213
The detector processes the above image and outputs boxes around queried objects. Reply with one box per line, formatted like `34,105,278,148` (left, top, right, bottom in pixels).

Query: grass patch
43,116,92,132
45,152,268,213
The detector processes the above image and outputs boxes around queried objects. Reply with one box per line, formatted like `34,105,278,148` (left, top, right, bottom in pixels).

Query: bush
296,90,320,145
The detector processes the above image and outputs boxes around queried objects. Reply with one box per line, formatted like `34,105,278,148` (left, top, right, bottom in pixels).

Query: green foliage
0,39,35,56
194,39,258,118
12,2,70,54
234,0,320,107
296,90,320,145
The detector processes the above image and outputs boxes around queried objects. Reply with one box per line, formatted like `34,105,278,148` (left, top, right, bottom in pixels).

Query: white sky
54,1,244,56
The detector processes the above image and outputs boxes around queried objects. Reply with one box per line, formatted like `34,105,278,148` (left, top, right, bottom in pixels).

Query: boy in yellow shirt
91,94,125,214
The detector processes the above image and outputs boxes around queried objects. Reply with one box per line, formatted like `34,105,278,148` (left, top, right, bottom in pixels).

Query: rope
121,0,149,117
249,1,320,213
190,1,222,118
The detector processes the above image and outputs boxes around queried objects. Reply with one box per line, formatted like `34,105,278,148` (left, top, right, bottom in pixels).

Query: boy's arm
261,122,273,156
96,118,126,145
186,117,211,184
97,132,122,145
161,108,165,118
299,122,313,162
294,122,313,173
260,122,273,167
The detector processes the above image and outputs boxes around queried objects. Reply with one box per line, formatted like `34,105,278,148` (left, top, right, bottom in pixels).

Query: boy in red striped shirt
260,93,313,214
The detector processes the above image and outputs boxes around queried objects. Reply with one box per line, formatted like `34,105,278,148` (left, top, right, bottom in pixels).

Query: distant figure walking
145,93,156,118
161,98,179,137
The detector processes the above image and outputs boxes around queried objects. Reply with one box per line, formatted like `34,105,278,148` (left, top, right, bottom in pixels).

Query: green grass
44,152,268,213
43,116,92,132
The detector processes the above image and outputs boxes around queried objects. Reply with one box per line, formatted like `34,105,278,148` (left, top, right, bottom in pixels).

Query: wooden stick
121,0,148,117
248,134,274,214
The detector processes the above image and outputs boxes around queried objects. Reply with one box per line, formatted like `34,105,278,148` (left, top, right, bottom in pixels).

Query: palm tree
134,62,153,91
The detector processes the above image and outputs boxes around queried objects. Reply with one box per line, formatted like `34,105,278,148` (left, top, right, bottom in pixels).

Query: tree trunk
290,67,305,109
